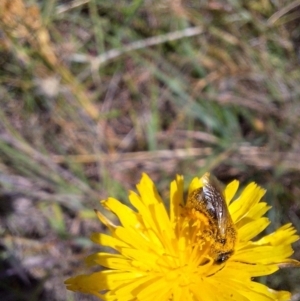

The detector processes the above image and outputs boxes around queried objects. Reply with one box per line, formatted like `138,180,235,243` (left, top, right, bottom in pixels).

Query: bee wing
202,173,229,237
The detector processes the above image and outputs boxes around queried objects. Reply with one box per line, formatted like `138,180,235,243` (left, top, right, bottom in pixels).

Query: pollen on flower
65,173,300,301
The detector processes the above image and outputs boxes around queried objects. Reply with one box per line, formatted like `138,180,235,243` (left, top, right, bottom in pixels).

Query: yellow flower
65,173,300,301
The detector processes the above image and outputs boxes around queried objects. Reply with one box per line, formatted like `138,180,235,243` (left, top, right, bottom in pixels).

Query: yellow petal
85,252,133,270
234,244,294,264
90,233,129,249
238,217,270,241
188,176,202,195
102,197,141,228
222,261,278,277
230,183,266,223
129,191,160,233
224,179,239,205
255,223,299,246
136,173,163,206
246,202,271,219
170,175,184,224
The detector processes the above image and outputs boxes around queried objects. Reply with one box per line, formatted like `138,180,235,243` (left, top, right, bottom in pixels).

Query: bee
186,173,237,264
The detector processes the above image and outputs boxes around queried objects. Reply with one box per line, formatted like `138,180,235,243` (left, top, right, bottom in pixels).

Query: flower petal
188,176,202,195
101,197,141,229
229,183,266,223
238,217,270,241
90,232,130,250
224,179,239,205
255,223,299,246
170,175,184,224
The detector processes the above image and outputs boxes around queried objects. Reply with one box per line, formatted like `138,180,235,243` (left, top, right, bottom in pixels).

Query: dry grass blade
268,0,300,25
70,26,203,68
56,0,90,14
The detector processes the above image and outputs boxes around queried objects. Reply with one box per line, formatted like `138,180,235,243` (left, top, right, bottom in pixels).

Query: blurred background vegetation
1,0,300,300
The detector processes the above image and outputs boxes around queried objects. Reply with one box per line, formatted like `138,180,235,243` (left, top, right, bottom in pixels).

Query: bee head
215,251,233,264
